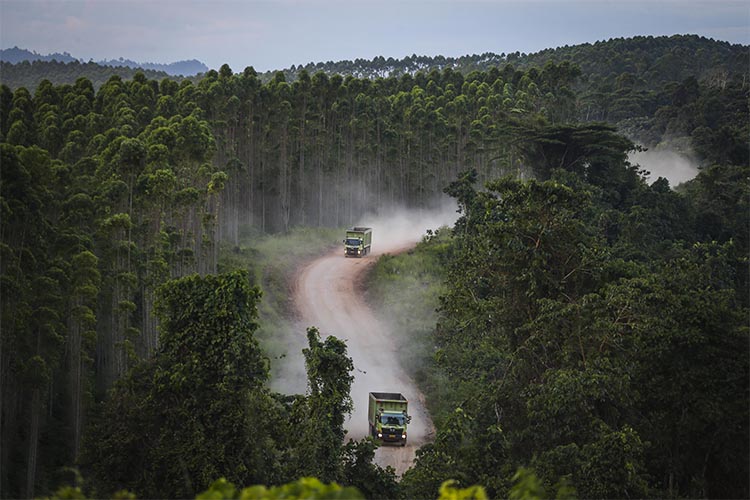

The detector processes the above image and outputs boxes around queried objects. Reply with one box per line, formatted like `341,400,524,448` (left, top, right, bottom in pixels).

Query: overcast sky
1,0,748,73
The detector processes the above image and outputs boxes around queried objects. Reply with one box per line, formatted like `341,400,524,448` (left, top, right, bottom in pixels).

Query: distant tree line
272,35,745,86
0,47,80,64
0,59,190,92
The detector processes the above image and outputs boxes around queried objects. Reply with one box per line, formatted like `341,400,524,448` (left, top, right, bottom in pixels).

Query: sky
1,0,748,73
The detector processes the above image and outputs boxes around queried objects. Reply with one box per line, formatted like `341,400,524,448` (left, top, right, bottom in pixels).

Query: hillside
268,35,746,87
0,46,78,64
262,34,748,146
1,46,208,76
0,59,190,91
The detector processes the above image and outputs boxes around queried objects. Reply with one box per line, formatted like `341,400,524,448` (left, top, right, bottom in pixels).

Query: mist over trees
0,34,748,498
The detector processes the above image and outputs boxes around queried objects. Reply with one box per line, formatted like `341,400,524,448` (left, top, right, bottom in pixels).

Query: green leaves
197,477,363,500
300,327,354,483
425,124,749,497
83,271,271,498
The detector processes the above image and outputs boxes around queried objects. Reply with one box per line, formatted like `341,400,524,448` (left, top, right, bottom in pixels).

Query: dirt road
293,242,435,476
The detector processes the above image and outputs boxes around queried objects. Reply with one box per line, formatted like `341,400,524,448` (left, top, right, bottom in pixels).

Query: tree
82,271,272,498
298,327,354,483
340,438,398,499
197,477,363,500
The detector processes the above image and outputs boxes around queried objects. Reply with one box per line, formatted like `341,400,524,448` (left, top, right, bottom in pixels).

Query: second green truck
368,392,411,446
343,227,372,257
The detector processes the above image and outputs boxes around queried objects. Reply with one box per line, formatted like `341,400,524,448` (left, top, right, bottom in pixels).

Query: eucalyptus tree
0,84,14,138
0,144,65,498
5,87,35,145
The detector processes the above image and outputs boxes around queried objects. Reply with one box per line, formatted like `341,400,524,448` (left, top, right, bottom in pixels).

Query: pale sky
1,0,748,73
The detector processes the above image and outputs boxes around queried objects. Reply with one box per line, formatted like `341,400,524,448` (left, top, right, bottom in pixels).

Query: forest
0,34,748,499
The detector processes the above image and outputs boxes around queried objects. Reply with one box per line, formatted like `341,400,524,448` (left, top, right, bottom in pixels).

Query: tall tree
299,327,354,483
82,271,270,498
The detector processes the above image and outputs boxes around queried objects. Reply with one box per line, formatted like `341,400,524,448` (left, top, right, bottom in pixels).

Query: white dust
268,198,458,400
629,147,700,187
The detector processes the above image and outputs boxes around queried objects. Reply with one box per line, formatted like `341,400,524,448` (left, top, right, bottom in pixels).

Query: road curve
293,243,435,476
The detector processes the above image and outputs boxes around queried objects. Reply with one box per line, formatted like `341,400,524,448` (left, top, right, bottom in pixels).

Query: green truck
368,392,411,446
343,227,372,257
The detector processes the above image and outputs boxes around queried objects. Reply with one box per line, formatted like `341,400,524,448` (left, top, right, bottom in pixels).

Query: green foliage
2,66,231,495
400,408,503,499
409,121,749,498
45,477,362,500
508,468,575,500
340,439,399,499
197,477,363,500
81,271,276,498
438,480,487,500
298,327,354,482
0,60,191,92
154,271,268,386
263,35,745,89
513,122,638,199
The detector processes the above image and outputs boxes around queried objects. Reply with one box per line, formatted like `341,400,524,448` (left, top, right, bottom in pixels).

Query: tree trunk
68,304,83,461
25,389,40,499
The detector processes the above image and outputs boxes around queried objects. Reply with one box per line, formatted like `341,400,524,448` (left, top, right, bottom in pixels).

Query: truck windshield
380,415,405,426
345,238,361,246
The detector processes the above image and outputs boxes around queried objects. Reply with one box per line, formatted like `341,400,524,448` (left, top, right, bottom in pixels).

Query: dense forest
397,146,748,499
1,34,748,498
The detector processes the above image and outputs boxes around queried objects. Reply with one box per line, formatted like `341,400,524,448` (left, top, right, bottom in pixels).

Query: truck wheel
401,441,406,447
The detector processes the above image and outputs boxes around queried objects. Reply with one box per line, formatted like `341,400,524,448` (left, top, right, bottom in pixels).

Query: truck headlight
402,434,406,439
377,433,382,438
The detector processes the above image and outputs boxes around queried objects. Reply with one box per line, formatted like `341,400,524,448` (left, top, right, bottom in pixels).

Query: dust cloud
354,199,459,254
629,147,700,187
270,198,458,474
269,198,458,395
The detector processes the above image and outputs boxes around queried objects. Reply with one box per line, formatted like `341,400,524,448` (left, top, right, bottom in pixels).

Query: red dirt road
293,243,435,476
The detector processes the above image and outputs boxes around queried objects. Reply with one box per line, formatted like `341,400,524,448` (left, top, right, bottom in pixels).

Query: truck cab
374,410,410,445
